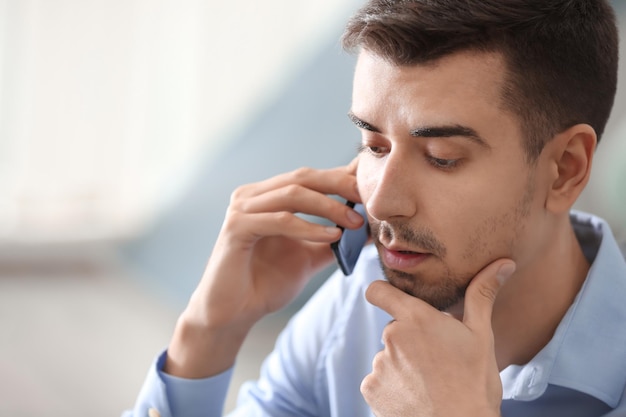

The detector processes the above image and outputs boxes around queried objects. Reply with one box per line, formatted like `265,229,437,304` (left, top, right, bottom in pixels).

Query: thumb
463,259,516,332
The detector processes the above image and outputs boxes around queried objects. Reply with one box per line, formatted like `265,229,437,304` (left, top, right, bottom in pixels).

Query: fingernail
497,262,516,285
326,226,341,235
347,209,363,224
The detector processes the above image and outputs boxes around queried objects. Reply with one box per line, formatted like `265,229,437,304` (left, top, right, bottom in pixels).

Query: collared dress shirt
125,211,626,417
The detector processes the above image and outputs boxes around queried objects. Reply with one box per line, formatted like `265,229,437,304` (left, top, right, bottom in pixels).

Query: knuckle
371,350,385,371
380,325,394,346
407,309,425,324
229,185,250,204
223,210,244,230
229,196,253,213
292,166,314,180
360,374,375,398
273,211,293,224
281,183,303,199
476,285,498,303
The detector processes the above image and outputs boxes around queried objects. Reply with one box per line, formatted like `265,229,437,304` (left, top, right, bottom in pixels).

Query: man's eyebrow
410,126,489,148
347,111,381,133
348,111,489,148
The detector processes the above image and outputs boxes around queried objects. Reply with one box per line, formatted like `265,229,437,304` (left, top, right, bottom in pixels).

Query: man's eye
426,156,460,170
358,144,389,156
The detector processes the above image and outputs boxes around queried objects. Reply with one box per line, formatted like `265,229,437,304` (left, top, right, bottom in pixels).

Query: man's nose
365,153,418,222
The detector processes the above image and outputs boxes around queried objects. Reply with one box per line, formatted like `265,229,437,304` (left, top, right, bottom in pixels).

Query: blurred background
0,1,624,416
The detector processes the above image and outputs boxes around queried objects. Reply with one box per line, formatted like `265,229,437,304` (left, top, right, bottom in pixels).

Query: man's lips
380,246,431,271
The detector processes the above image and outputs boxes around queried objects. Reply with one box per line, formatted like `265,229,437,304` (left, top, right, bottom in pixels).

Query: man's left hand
361,259,516,417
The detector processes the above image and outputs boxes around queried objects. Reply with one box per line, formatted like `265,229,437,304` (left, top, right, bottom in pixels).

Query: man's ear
545,124,597,214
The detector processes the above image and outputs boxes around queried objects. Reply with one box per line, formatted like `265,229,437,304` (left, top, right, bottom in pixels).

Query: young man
126,1,626,416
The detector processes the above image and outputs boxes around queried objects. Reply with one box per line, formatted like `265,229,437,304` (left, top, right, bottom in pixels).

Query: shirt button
148,408,161,417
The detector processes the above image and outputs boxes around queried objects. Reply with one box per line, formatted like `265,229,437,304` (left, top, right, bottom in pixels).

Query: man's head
344,0,619,310
343,0,619,162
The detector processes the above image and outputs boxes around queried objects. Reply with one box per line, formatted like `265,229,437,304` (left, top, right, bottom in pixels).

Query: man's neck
491,215,591,370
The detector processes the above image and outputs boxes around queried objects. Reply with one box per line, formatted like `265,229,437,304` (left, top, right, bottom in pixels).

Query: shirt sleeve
224,270,357,417
123,268,357,417
122,350,234,417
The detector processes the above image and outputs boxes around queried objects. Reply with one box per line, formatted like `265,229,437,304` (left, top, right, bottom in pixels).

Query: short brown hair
342,0,619,161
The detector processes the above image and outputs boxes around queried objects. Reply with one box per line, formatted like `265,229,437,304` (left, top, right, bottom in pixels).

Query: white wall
0,0,358,243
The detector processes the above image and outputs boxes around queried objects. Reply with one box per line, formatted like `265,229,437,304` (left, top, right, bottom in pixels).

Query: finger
463,259,516,332
233,165,360,202
225,210,342,244
365,280,434,320
344,156,359,176
232,184,365,229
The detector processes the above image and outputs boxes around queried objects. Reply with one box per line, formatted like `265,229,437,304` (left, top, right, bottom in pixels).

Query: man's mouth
380,246,431,271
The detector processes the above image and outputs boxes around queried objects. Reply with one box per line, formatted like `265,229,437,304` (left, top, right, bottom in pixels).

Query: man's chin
382,268,468,312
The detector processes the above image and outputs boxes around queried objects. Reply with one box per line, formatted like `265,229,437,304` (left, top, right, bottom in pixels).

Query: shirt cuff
157,350,235,417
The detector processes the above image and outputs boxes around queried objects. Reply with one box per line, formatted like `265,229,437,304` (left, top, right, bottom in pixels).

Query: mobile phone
330,201,369,275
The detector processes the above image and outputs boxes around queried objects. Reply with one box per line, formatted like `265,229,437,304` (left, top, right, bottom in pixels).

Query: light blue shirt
125,211,626,417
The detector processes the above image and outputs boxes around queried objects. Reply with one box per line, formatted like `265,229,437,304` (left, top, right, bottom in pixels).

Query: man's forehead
354,48,506,77
350,48,525,150
352,49,508,113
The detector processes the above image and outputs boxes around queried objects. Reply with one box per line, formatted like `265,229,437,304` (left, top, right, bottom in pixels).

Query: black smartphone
330,201,369,275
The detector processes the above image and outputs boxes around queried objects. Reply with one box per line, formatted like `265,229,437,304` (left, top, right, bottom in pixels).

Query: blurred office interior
0,1,624,416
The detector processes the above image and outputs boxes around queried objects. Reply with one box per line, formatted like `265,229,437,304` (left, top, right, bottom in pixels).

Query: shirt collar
501,211,626,407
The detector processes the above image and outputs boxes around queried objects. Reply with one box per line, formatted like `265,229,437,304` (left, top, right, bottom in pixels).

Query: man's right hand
164,161,363,378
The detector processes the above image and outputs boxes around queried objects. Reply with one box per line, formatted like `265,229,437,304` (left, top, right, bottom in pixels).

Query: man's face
352,50,544,311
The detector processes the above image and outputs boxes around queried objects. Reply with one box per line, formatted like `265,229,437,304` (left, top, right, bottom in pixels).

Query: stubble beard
372,174,535,312
372,222,472,311
380,261,472,311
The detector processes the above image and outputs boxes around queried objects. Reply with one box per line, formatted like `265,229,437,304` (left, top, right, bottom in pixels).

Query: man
126,1,626,416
